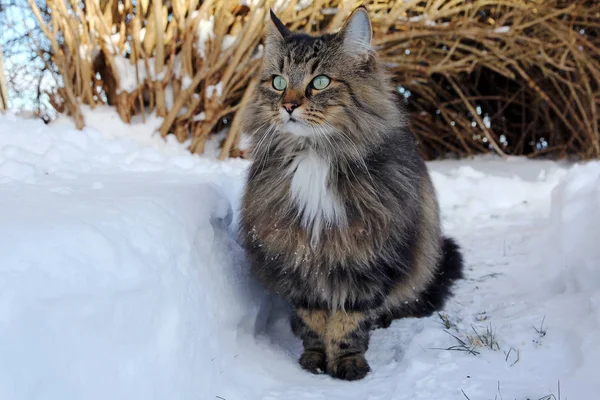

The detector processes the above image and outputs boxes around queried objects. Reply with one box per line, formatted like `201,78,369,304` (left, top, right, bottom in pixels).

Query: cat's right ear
265,10,290,61
267,9,291,44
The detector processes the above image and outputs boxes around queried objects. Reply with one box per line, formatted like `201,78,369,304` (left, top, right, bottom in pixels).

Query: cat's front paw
328,354,370,381
299,350,326,374
372,313,392,330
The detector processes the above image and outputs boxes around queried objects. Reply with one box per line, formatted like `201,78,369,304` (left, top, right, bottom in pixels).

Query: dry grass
27,0,600,160
437,313,503,356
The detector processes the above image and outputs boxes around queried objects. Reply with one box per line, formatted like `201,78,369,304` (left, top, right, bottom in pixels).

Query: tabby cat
240,8,464,381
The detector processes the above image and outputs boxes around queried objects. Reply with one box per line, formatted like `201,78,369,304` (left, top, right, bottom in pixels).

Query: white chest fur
288,150,346,245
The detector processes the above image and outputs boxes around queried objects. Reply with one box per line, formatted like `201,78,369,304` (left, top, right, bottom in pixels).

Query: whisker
251,123,277,180
257,124,279,177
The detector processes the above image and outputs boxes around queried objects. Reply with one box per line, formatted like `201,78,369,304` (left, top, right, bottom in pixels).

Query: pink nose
283,103,299,114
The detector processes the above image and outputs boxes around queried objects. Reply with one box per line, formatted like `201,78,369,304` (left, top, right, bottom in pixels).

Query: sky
1,0,56,118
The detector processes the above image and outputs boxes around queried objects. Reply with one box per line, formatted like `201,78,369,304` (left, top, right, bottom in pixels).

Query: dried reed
28,0,600,160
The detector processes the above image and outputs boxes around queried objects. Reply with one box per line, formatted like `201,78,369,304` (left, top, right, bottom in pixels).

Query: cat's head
247,8,401,150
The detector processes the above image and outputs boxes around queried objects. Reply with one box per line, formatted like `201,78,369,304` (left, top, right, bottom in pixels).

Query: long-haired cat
240,8,464,381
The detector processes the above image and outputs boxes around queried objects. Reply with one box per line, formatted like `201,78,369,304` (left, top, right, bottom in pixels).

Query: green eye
273,75,287,91
312,75,330,90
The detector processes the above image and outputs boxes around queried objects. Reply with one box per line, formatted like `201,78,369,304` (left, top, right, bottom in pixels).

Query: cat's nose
282,103,300,114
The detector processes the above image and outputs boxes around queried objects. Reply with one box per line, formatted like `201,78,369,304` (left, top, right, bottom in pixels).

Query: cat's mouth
282,118,313,137
284,116,306,126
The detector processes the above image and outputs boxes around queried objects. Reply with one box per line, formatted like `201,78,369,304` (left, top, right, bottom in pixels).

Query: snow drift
0,112,268,400
536,162,600,398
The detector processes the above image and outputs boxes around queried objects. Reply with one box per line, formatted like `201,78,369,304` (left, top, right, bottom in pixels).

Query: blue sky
1,0,55,117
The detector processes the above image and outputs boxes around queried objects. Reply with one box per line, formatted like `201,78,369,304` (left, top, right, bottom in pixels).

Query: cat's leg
325,311,371,381
291,308,328,374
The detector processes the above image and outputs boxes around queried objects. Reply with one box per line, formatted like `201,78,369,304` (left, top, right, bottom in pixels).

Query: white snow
295,0,313,11
78,44,97,62
193,111,206,122
321,8,338,15
239,0,260,7
206,82,223,99
181,75,193,89
197,16,215,58
1,110,599,399
527,163,600,399
222,35,237,50
113,56,163,94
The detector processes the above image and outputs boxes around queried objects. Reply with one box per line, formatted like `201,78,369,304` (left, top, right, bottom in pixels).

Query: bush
27,0,600,160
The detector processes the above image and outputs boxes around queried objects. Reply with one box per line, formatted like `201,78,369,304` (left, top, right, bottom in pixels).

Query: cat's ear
265,9,290,59
267,9,291,43
339,7,372,58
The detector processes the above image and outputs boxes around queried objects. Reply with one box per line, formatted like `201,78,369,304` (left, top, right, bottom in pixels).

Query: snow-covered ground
0,109,598,400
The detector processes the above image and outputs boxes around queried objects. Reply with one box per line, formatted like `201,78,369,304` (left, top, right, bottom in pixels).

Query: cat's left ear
339,7,373,58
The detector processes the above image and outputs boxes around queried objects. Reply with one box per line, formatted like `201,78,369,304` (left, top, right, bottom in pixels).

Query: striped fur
240,8,464,381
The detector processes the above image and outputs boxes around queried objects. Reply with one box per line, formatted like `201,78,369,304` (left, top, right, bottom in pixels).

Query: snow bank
0,178,267,400
428,156,567,227
0,112,268,400
536,162,600,398
545,162,600,292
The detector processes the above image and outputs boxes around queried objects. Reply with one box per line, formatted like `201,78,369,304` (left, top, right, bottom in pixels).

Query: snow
113,56,163,94
321,8,338,15
295,0,313,11
529,163,600,399
1,110,599,399
271,0,313,12
181,75,193,89
193,111,206,122
222,35,237,50
197,16,215,58
239,0,260,7
172,55,193,89
78,44,96,62
206,82,223,99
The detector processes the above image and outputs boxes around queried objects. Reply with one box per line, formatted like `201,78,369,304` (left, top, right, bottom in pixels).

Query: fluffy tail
410,237,464,318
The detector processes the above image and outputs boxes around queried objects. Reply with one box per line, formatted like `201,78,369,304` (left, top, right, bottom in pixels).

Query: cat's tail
411,237,464,318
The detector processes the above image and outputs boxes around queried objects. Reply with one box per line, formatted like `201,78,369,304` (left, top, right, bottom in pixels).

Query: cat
239,7,464,381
